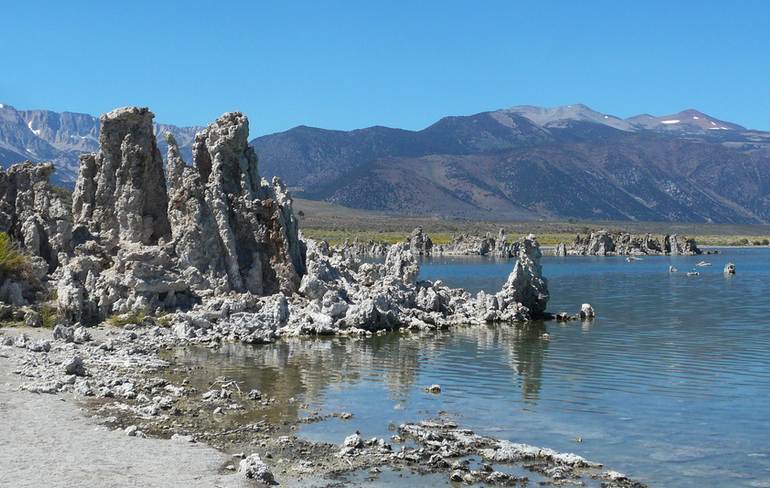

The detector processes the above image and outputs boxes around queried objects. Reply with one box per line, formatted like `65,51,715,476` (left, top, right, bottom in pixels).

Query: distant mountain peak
0,104,202,186
627,108,744,132
499,103,634,131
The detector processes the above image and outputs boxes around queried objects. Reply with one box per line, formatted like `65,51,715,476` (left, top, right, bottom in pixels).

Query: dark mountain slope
250,105,770,224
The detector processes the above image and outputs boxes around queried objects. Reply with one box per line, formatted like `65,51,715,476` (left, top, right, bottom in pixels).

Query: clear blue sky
3,1,769,134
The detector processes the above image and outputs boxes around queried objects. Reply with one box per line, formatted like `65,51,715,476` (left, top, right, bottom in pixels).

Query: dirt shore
0,329,245,488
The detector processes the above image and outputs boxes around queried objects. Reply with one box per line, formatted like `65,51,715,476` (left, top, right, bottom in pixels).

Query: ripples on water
169,248,770,487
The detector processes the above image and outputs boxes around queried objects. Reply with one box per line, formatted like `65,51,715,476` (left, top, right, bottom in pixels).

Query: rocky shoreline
0,105,645,486
0,321,645,487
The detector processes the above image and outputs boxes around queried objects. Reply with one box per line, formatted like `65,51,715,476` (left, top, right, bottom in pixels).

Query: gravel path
0,341,247,488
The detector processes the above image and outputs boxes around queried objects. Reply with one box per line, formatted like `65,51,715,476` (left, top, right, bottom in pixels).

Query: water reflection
167,321,552,424
166,248,770,487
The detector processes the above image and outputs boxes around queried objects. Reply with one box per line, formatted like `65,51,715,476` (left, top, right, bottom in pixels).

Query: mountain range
253,104,770,223
0,103,201,185
2,102,769,224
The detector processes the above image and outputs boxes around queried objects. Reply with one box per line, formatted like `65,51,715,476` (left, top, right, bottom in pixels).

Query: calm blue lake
172,248,770,487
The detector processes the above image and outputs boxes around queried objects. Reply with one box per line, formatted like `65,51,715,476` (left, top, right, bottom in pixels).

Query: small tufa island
0,107,649,487
334,226,704,260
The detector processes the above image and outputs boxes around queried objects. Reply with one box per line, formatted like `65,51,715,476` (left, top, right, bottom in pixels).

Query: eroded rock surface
0,162,72,270
569,231,701,256
167,112,305,296
72,107,170,250
56,107,306,324
167,233,549,342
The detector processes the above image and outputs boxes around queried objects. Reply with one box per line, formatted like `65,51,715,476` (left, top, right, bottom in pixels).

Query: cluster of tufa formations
559,230,702,256
340,227,525,259
56,107,306,326
0,107,552,338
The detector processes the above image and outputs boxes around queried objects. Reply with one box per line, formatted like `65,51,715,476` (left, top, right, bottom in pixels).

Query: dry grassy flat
294,198,770,247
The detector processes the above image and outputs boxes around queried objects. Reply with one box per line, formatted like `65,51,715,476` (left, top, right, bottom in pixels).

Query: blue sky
3,1,769,134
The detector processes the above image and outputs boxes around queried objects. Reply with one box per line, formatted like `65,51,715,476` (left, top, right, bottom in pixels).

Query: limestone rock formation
555,242,567,256
72,107,170,250
498,235,549,316
57,107,306,325
431,229,516,258
0,162,72,270
568,231,701,256
338,238,389,258
406,227,433,256
384,243,419,284
167,112,305,295
570,231,615,256
436,233,495,256
663,234,701,255
171,234,550,341
337,228,522,259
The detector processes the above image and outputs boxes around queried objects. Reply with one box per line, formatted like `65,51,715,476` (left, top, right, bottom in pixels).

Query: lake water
169,248,770,487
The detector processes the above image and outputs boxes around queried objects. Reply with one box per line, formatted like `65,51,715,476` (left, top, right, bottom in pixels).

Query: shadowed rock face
0,162,72,270
167,112,306,295
72,107,171,250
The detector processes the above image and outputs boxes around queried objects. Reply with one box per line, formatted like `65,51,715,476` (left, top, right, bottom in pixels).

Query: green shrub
0,232,28,277
156,313,173,328
40,303,60,328
106,309,148,327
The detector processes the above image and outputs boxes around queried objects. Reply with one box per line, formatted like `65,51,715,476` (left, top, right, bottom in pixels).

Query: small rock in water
724,262,736,275
424,384,441,394
579,303,595,320
340,412,353,420
450,470,465,482
541,333,551,340
343,433,363,448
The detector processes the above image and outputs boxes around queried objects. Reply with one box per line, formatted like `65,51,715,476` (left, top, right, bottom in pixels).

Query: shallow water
170,248,770,487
